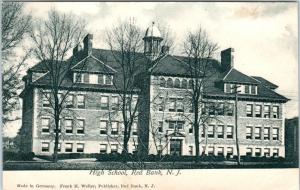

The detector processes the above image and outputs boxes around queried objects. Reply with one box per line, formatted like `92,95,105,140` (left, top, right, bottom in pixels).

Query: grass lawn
3,159,297,170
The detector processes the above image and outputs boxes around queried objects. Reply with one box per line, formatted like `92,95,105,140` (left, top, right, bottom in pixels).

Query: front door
170,139,182,156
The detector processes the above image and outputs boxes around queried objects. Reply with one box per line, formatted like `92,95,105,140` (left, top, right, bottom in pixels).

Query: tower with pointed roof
143,22,163,60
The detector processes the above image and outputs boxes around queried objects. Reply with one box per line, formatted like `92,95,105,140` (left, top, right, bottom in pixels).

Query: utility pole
232,84,241,165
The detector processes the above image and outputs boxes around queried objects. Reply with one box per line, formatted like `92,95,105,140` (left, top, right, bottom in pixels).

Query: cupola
143,22,163,60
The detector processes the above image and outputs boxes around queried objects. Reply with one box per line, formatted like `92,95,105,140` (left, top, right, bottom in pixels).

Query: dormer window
73,72,113,85
224,83,257,95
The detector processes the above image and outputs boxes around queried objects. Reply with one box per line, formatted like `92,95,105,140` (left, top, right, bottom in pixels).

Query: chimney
221,48,234,72
161,45,170,55
83,34,93,55
73,44,82,55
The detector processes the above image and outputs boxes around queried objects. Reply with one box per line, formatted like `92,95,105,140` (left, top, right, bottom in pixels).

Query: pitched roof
71,55,116,74
252,76,278,89
223,68,260,84
27,48,288,102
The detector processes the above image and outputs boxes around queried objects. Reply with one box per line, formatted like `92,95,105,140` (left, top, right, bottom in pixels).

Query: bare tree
2,2,32,124
30,9,86,162
105,18,143,155
182,27,219,161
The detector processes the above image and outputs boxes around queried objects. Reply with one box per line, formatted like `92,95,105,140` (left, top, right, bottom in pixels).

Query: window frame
77,94,85,109
41,142,50,152
76,143,84,153
77,119,85,134
41,117,50,133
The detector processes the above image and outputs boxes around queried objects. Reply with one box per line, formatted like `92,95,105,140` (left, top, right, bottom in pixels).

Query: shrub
3,151,35,161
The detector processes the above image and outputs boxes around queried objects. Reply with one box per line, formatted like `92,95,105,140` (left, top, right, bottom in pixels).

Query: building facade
19,23,288,157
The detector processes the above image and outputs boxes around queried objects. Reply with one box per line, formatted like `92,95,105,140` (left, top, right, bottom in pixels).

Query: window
189,146,193,156
65,143,73,152
111,144,118,153
168,121,184,131
132,123,138,136
246,104,253,117
65,119,73,134
273,106,279,118
174,78,181,88
255,148,261,157
169,121,176,129
208,125,214,138
254,127,261,140
273,148,279,157
264,105,270,118
225,103,234,116
227,147,233,157
272,128,279,140
41,118,50,133
42,142,50,152
226,126,233,139
42,92,51,107
216,103,224,116
77,95,85,109
188,80,193,89
176,98,184,112
244,85,250,94
98,74,104,84
217,147,224,156
246,127,252,139
66,95,74,108
83,73,89,83
255,105,262,117
168,98,176,112
246,148,252,156
176,121,184,130
264,148,270,157
100,121,107,135
158,122,163,133
201,127,205,138
100,96,109,110
111,96,119,110
166,78,173,88
264,128,270,140
77,143,84,153
158,97,164,111
74,73,83,83
77,119,85,134
181,79,187,89
225,83,232,93
160,78,166,87
207,102,215,116
189,124,193,134
208,146,214,156
100,144,107,154
111,122,119,135
250,85,256,94
217,125,224,138
105,75,113,85
57,143,61,152
89,74,98,84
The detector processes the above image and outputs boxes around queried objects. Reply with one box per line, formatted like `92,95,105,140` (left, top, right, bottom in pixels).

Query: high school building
19,23,289,157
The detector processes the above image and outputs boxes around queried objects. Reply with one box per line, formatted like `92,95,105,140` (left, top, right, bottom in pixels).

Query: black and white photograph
2,1,298,190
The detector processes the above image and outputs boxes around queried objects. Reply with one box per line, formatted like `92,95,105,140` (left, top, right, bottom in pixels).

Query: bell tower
143,22,163,60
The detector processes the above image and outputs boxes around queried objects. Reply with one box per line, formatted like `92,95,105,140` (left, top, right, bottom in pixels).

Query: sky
3,2,298,137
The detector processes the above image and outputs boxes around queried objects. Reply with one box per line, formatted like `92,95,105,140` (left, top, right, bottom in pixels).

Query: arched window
188,80,194,89
160,78,166,87
167,78,173,88
174,79,181,88
181,79,188,89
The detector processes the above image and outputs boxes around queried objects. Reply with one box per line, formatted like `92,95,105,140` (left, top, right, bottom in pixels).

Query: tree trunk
194,103,200,162
53,97,60,163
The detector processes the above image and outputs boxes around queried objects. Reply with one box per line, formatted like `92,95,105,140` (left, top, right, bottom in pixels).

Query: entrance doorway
170,139,182,156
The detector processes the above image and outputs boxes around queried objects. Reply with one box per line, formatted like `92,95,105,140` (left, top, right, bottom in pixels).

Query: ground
3,158,297,170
